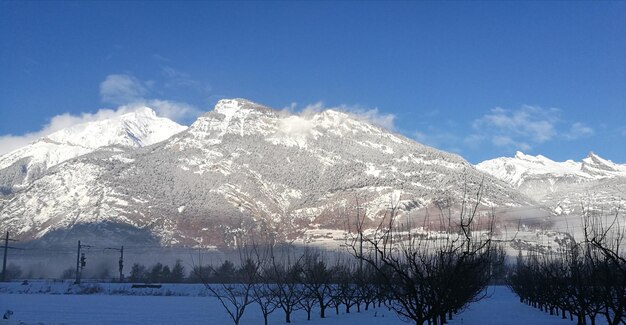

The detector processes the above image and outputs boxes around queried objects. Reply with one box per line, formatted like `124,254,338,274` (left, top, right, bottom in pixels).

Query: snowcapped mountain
0,99,536,247
477,151,626,215
0,107,186,194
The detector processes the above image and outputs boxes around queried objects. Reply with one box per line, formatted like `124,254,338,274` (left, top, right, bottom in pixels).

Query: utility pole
2,232,8,282
104,246,124,282
1,231,21,282
119,246,124,282
74,241,92,284
75,240,81,284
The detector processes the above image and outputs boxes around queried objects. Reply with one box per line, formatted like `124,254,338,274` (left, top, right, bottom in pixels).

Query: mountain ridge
477,151,626,215
0,99,537,247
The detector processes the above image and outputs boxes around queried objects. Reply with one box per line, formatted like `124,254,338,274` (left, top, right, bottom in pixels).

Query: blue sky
1,1,624,163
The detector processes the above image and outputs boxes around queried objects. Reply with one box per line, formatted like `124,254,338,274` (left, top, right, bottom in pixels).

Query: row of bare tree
346,184,503,325
199,183,501,325
508,208,626,325
195,246,380,325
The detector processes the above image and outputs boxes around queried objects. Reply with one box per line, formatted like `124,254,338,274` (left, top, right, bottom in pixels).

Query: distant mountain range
478,151,626,215
0,99,623,248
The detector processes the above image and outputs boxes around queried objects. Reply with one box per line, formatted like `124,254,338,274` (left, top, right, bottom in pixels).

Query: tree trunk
320,305,326,318
307,309,311,321
562,308,567,319
285,310,291,323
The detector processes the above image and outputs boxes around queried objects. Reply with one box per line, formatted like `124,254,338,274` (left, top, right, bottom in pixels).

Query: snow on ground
0,284,606,324
447,286,606,325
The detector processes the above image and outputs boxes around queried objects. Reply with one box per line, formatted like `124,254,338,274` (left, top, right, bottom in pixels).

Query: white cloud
0,136,37,156
144,99,202,123
282,102,298,111
100,74,148,105
161,66,212,93
473,106,559,144
273,101,396,143
296,102,325,117
99,74,203,123
289,102,396,131
274,102,322,139
463,134,485,148
414,129,462,151
470,106,559,151
491,135,531,151
464,105,596,152
564,122,594,140
349,107,395,131
411,105,594,155
278,116,316,138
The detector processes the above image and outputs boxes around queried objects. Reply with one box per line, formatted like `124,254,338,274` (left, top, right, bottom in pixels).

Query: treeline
508,211,626,325
128,260,186,283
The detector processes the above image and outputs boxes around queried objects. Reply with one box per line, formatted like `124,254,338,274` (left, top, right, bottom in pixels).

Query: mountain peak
45,107,184,148
512,151,551,163
581,151,624,174
128,106,157,118
583,151,608,165
215,98,272,112
0,108,186,187
514,151,529,160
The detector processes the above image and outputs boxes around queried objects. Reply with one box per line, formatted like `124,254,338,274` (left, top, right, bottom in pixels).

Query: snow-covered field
0,284,604,325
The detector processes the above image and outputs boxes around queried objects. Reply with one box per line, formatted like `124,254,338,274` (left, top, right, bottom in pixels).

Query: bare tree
267,245,304,323
192,244,264,325
301,249,334,318
334,262,360,314
251,280,278,325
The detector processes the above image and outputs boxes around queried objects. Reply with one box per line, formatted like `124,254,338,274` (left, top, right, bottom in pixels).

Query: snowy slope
0,107,186,193
0,99,537,247
477,152,626,215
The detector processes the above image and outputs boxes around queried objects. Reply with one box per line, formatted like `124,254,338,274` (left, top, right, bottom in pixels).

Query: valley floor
0,285,606,325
